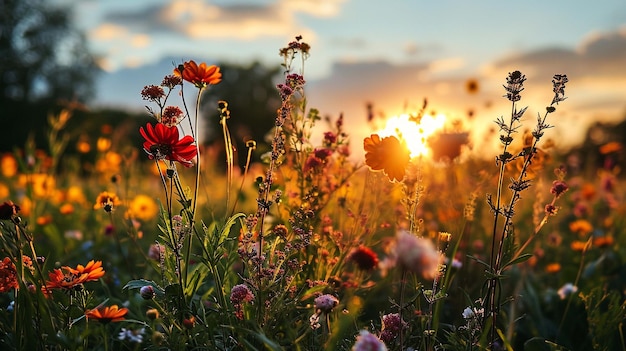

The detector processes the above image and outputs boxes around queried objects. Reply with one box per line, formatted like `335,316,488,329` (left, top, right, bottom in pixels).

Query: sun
377,113,446,157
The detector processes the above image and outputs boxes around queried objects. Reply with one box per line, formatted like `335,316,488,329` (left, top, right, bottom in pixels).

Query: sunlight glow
377,113,446,157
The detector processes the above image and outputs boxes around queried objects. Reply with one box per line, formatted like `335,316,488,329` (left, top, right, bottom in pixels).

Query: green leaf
502,253,533,269
467,254,491,268
123,279,165,297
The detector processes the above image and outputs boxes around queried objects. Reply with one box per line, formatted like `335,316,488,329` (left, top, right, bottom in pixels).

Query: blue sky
56,0,626,155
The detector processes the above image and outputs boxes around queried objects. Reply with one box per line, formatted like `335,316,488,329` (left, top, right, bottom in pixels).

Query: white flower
557,283,578,300
118,328,145,343
352,330,388,351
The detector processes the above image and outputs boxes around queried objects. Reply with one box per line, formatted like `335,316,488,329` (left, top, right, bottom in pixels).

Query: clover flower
314,294,339,313
230,284,255,320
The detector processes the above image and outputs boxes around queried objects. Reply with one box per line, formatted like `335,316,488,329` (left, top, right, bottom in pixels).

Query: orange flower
545,263,561,273
599,141,622,155
60,203,74,215
174,60,222,88
593,236,614,248
45,268,88,290
94,191,121,212
69,260,105,282
363,134,411,182
569,219,593,236
86,305,128,323
45,260,104,290
570,240,588,251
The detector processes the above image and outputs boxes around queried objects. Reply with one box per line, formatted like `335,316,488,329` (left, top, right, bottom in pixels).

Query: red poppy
174,60,222,88
139,123,198,167
363,134,410,182
86,305,128,323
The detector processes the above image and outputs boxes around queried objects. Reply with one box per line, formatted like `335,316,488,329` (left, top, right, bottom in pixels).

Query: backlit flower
364,134,410,182
86,305,128,323
94,191,121,212
161,106,184,127
139,123,198,167
557,283,578,300
545,263,561,273
174,60,221,88
393,231,443,280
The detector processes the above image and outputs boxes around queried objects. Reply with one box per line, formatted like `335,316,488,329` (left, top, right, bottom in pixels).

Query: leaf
123,279,165,297
502,253,533,269
467,254,491,268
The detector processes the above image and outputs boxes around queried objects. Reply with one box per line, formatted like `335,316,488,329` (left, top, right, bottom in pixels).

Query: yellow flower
128,194,158,221
66,186,86,204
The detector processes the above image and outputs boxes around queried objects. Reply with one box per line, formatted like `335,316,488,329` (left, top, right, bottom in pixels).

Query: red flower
140,123,198,167
364,134,410,182
174,60,221,88
347,245,379,271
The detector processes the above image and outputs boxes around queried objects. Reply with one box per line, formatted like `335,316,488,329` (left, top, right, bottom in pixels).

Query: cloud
306,27,626,157
99,0,347,40
90,23,128,40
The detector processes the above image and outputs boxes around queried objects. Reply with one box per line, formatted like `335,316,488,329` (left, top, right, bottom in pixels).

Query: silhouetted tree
200,61,281,168
1,0,100,151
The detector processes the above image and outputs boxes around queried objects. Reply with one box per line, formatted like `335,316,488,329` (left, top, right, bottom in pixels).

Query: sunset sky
55,0,626,157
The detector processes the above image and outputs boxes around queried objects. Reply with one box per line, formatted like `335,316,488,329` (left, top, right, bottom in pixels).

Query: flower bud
140,285,155,300
146,308,160,320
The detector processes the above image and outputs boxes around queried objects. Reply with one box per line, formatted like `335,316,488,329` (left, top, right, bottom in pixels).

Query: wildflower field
1,37,625,351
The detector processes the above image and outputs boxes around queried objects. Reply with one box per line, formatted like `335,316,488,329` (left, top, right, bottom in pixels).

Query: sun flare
377,113,446,157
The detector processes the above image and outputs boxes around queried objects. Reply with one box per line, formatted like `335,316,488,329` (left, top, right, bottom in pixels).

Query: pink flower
393,231,443,280
352,330,387,351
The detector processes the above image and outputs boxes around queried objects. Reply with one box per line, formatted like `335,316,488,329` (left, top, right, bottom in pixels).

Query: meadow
0,37,624,351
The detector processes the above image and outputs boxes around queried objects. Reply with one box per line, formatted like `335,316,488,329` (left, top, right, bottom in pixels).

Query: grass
0,37,624,351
